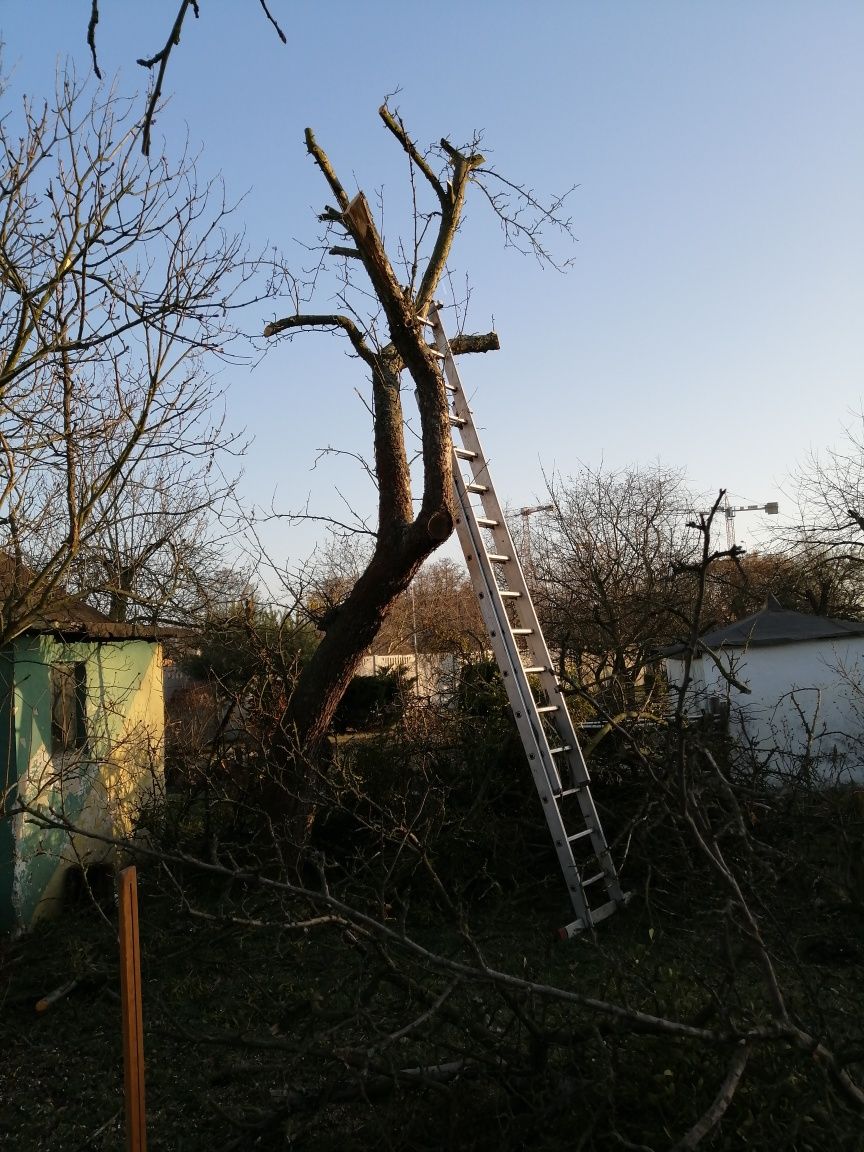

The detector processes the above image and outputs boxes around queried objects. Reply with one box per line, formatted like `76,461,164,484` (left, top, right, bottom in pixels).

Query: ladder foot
557,897,626,941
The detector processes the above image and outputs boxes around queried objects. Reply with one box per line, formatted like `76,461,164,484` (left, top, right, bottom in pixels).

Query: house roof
23,609,175,641
667,595,864,656
1,553,175,642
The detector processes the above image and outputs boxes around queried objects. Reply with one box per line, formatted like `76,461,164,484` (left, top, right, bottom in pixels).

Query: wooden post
118,865,147,1152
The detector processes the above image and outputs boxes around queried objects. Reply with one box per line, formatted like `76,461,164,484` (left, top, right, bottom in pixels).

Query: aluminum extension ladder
425,302,629,937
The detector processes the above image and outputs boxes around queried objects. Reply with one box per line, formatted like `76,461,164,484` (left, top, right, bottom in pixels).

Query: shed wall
7,636,164,927
0,651,15,932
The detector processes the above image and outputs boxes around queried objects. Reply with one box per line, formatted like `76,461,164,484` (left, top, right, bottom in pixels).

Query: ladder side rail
451,473,592,925
430,307,593,788
452,464,563,796
428,303,627,929
445,409,577,796
451,432,624,910
432,313,559,658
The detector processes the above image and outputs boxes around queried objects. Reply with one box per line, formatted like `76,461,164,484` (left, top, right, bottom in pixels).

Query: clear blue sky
2,1,862,563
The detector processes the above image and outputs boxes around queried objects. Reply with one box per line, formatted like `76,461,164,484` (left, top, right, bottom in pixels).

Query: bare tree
263,103,573,759
0,72,255,642
794,409,864,545
785,410,864,615
703,547,864,622
69,459,246,625
531,463,699,714
374,558,486,658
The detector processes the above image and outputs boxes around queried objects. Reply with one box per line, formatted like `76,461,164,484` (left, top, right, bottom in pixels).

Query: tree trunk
285,537,436,752
264,119,492,773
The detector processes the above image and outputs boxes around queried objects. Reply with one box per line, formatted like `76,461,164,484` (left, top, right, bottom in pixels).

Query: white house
664,597,864,784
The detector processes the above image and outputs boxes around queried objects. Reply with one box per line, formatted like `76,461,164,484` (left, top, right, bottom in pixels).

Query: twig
257,0,287,43
137,0,200,157
35,977,82,1013
368,977,461,1057
671,1044,749,1150
86,0,101,78
73,1108,122,1152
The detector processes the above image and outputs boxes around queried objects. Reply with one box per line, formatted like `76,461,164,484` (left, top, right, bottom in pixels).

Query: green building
1,597,169,932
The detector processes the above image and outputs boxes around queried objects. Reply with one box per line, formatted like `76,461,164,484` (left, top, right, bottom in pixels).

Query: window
51,662,88,754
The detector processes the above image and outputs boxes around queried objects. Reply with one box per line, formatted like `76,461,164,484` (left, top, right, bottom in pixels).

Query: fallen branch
671,1043,749,1150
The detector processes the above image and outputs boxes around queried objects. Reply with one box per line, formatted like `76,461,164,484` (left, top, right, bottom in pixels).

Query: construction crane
723,495,779,549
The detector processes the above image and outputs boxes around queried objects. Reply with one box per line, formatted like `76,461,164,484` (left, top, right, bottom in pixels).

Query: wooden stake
118,865,147,1152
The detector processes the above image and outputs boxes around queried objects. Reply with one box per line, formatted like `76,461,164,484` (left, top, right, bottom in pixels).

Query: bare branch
671,1045,749,1150
474,167,578,270
258,0,287,43
262,311,376,367
137,0,200,157
305,128,351,212
379,103,446,205
415,142,485,314
86,0,102,78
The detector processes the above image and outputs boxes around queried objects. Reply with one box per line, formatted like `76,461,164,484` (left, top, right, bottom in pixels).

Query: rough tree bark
263,108,505,756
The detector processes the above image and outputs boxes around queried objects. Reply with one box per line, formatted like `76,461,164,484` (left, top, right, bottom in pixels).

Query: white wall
357,653,461,702
665,638,864,784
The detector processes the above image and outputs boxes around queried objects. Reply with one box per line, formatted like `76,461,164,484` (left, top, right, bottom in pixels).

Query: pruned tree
264,103,573,758
0,72,255,643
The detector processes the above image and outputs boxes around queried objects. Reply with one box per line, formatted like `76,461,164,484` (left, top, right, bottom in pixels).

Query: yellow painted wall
7,637,165,927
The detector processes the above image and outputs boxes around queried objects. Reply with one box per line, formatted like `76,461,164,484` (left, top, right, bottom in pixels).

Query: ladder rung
420,316,437,328
558,899,621,939
438,304,624,938
588,899,621,926
557,919,588,940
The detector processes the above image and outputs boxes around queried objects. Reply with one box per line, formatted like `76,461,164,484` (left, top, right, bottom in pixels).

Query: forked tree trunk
265,113,497,768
